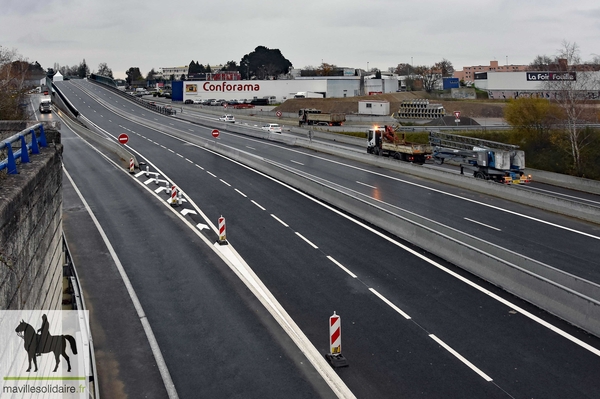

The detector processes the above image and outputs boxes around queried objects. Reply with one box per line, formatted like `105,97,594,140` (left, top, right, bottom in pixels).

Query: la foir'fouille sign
526,71,577,81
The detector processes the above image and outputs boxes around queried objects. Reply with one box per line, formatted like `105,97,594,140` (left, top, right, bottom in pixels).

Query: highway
54,79,600,398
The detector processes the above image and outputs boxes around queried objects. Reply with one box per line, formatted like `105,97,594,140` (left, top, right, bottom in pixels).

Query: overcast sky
2,0,599,79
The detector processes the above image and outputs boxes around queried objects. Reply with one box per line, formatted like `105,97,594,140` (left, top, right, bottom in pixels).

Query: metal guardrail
87,75,176,116
63,233,100,399
0,123,48,174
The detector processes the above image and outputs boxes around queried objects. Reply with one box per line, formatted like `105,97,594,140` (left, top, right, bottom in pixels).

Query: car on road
219,115,235,123
39,98,52,113
193,98,203,104
210,99,223,106
261,123,282,133
184,99,193,104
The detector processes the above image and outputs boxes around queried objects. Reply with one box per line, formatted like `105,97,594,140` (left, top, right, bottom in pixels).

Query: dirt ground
275,92,506,118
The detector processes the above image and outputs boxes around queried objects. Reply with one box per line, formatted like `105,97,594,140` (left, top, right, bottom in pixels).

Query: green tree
125,67,144,86
188,61,202,74
504,97,560,141
223,60,238,72
239,46,292,80
77,59,89,78
146,68,158,81
316,62,336,76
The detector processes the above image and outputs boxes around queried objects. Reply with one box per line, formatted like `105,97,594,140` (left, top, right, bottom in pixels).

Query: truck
298,108,345,126
429,131,531,184
366,125,432,163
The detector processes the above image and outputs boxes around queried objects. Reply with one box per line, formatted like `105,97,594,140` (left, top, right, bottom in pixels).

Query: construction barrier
170,186,177,205
218,216,227,245
330,312,341,355
325,311,348,368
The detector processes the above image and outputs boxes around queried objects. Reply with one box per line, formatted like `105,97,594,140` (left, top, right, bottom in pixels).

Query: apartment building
454,60,528,83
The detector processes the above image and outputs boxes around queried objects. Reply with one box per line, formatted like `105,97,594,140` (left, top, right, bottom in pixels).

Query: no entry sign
118,133,129,144
211,129,220,138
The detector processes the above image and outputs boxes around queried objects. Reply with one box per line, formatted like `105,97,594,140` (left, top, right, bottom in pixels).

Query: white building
180,75,402,103
474,71,600,99
159,66,189,80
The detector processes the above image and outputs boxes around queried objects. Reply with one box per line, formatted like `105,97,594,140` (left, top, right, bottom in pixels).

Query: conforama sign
201,82,261,93
526,72,577,82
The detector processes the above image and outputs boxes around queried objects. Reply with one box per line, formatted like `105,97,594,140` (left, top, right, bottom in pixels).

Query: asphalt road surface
55,79,600,398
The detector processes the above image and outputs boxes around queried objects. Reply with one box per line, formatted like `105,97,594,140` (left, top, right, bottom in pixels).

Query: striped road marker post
218,216,228,245
326,311,349,368
169,186,178,206
129,158,135,173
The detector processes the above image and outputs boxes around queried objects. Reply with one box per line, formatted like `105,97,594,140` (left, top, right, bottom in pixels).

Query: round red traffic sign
211,129,220,138
276,111,282,117
118,133,129,144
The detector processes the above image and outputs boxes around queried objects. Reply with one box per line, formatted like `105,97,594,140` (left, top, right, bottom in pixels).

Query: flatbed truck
367,125,432,163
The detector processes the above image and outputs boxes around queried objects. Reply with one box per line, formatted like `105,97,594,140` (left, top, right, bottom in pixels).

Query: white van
263,96,277,104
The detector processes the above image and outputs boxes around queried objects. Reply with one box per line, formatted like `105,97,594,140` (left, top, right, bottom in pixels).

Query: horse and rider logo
14,314,78,372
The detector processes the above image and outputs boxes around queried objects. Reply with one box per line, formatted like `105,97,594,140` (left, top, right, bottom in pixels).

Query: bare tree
529,55,555,71
435,58,455,77
414,65,440,93
97,62,114,78
544,41,600,175
0,46,31,120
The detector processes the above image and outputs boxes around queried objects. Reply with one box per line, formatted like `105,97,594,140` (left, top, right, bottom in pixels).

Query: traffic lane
115,134,508,397
519,181,600,206
60,124,337,399
62,131,170,398
241,141,600,278
59,85,600,285
223,185,600,399
59,85,600,396
137,140,600,398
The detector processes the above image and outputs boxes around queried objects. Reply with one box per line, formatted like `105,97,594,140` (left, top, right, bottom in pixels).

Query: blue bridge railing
0,123,48,174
